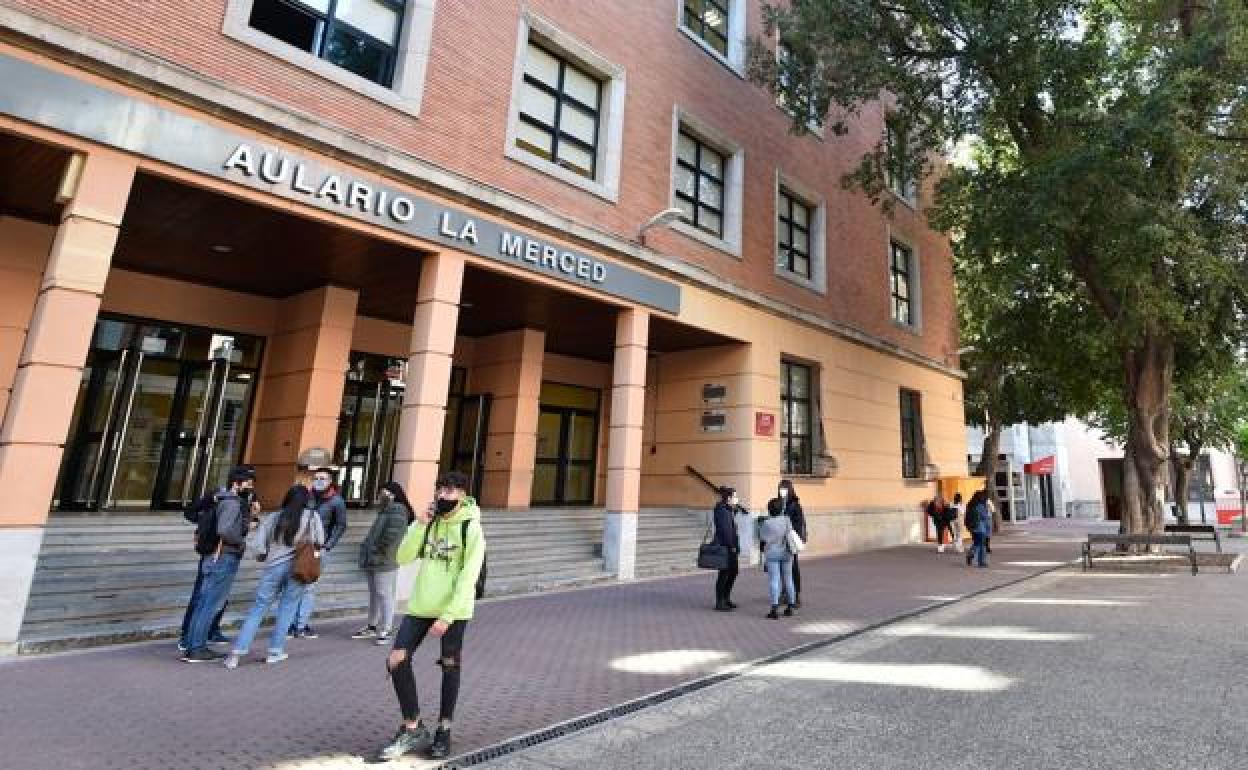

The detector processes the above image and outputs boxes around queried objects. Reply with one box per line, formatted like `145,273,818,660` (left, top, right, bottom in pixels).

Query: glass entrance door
532,383,600,506
56,318,262,512
337,353,406,507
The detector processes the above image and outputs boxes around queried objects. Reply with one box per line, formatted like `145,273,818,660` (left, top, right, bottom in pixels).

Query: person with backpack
926,491,953,553
377,471,486,763
965,489,992,568
177,470,261,652
182,466,255,663
711,486,741,612
765,479,806,607
352,481,412,644
222,484,324,668
290,466,347,639
756,499,799,620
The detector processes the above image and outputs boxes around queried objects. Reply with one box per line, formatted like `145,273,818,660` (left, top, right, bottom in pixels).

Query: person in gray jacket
756,508,799,620
353,481,412,644
290,467,347,638
224,484,324,668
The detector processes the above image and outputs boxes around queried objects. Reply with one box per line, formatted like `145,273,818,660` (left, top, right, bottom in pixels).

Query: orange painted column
474,328,545,509
603,307,649,579
0,151,136,652
0,218,55,430
250,285,358,507
392,253,464,506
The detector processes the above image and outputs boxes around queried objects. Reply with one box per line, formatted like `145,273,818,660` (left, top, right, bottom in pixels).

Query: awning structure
1024,456,1055,475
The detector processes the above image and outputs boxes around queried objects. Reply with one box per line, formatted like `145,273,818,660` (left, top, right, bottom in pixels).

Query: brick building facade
0,0,964,652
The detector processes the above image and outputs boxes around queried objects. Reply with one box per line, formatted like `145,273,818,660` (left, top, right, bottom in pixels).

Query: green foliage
751,0,1248,457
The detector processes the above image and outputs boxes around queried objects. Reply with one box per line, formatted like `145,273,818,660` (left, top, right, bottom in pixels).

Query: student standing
223,485,324,668
290,466,347,638
711,486,740,612
353,481,412,644
766,480,806,607
378,471,486,763
965,490,992,568
948,492,965,553
181,466,254,663
756,503,799,620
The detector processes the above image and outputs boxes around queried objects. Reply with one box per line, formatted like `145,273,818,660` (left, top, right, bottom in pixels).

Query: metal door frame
533,404,599,506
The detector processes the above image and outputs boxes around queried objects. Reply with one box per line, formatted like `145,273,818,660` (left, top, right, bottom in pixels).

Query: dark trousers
180,555,226,645
715,562,738,604
390,616,468,723
970,532,989,567
934,517,954,545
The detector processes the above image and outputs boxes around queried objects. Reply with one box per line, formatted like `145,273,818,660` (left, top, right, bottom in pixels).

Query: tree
752,0,1248,535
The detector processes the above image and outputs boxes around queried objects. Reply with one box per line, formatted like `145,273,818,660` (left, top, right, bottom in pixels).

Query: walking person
948,492,965,553
965,490,992,568
223,485,324,668
181,466,255,663
766,479,806,607
711,486,741,612
353,481,411,644
756,502,799,620
926,491,953,553
290,466,347,639
378,471,486,762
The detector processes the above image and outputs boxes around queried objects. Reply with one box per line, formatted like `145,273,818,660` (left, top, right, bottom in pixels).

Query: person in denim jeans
756,509,798,620
965,489,992,568
290,467,346,639
182,467,254,663
224,485,324,668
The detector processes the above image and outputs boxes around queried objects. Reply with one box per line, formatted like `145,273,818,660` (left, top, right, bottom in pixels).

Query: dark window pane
324,26,391,84
250,0,320,53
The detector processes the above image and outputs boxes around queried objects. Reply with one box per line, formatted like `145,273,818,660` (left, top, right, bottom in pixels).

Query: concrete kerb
437,557,1080,769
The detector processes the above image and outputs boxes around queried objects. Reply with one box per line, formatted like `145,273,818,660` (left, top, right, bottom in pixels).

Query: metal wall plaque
700,410,726,432
701,384,727,403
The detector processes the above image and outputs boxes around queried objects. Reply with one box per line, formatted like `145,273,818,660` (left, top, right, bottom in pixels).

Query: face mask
779,488,789,499
729,496,739,507
435,498,458,515
379,490,393,504
312,479,329,492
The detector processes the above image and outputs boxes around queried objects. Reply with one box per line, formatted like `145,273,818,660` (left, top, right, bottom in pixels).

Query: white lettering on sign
495,230,608,285
219,144,614,289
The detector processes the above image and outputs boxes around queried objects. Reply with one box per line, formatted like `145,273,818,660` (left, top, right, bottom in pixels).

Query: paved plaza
0,522,1093,769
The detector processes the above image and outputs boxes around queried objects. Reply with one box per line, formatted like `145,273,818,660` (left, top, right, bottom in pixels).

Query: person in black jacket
766,479,806,607
353,481,412,644
712,486,741,611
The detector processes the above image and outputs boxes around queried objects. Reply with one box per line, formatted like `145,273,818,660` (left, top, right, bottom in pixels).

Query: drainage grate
437,561,1073,768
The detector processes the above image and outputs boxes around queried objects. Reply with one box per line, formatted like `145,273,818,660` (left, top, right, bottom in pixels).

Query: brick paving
0,521,1096,769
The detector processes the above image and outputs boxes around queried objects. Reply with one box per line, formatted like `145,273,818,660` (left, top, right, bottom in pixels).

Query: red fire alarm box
755,412,775,437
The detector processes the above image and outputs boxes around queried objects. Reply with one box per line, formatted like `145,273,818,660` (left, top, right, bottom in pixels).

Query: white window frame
503,12,627,202
222,0,436,117
669,106,744,257
887,229,922,333
886,122,920,208
677,0,747,77
774,171,827,294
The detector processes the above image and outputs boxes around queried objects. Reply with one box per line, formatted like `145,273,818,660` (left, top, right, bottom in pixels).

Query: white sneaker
223,653,241,670
937,545,945,553
374,631,392,646
265,651,289,665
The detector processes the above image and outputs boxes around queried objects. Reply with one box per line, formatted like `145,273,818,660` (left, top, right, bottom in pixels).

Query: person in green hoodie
378,471,485,763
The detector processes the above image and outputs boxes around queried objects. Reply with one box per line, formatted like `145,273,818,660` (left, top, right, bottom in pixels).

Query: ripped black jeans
388,615,468,723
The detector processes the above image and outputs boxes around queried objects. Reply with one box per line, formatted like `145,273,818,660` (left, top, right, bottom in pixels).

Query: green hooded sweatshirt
395,496,486,624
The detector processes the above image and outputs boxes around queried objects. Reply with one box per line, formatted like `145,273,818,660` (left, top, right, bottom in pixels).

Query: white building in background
966,418,1243,525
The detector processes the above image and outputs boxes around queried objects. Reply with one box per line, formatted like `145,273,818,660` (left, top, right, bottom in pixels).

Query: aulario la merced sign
0,52,680,314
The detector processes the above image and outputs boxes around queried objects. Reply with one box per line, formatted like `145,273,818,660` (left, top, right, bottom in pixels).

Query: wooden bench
1164,524,1222,553
1082,534,1197,575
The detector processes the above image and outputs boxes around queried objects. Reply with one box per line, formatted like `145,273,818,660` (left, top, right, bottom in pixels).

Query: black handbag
696,512,732,570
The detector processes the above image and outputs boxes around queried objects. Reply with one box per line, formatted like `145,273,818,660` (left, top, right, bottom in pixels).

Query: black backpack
193,496,222,556
460,520,487,600
183,491,216,524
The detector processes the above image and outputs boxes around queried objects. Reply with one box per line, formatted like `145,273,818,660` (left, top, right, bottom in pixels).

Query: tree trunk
1119,334,1174,537
1170,448,1191,525
976,419,1005,533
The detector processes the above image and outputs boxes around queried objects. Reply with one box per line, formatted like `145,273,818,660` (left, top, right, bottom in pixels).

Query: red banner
1024,455,1055,475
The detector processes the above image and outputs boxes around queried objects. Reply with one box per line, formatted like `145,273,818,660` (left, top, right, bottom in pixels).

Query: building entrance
336,353,406,507
533,383,600,506
56,317,262,511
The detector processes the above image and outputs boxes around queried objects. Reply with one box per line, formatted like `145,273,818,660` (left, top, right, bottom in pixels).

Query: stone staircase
17,508,710,654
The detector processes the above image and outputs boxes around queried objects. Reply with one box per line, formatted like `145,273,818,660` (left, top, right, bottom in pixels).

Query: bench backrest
1164,524,1218,535
1087,534,1192,546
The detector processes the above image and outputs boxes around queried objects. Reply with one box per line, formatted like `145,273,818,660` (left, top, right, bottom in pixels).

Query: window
900,389,923,479
515,41,603,180
890,239,914,326
781,361,814,475
776,43,822,130
777,188,812,279
505,15,627,200
682,0,730,56
675,130,726,237
247,0,405,86
886,122,918,204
